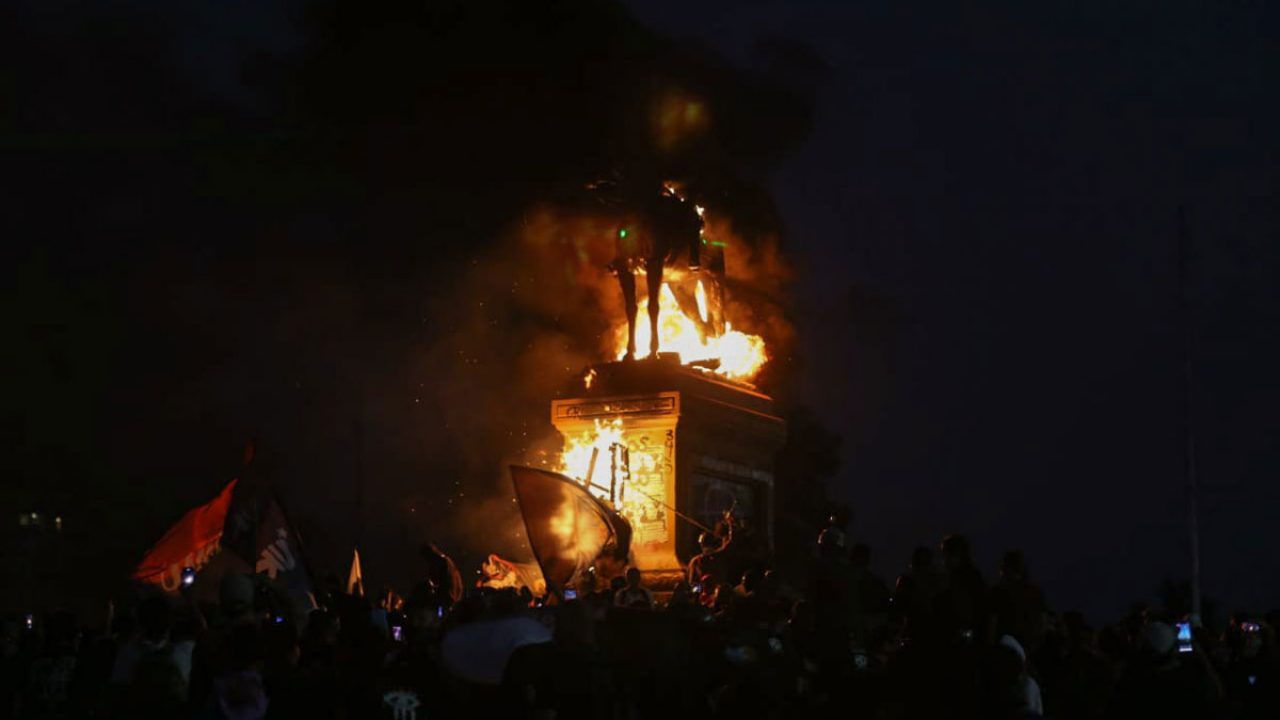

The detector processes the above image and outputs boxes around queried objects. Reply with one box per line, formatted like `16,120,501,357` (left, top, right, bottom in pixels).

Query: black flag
509,465,631,594
222,449,314,608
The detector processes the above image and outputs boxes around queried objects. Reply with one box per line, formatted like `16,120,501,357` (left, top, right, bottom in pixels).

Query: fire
557,419,624,486
553,419,636,556
613,281,767,381
554,417,674,555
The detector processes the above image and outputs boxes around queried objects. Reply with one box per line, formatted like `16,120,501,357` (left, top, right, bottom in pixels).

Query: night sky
5,1,1277,621
628,1,1280,618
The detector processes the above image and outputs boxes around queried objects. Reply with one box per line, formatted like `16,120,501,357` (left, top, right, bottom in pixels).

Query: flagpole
353,418,366,574
1177,205,1202,623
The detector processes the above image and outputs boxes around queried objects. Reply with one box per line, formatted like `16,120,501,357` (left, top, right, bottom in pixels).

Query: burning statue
589,176,727,363
493,173,782,595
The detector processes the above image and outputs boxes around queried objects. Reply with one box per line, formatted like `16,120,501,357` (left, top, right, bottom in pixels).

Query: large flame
557,418,625,485
613,281,767,381
555,418,667,545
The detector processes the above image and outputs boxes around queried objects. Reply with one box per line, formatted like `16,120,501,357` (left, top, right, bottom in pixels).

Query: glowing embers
612,280,766,381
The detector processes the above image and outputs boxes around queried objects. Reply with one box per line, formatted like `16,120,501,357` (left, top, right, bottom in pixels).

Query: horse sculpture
590,177,727,361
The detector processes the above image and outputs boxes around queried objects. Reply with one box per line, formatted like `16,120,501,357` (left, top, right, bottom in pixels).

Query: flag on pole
348,548,364,596
246,494,315,608
134,443,314,610
133,479,237,592
508,465,631,594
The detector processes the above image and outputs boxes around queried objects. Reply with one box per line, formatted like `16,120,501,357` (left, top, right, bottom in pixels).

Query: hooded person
999,634,1044,716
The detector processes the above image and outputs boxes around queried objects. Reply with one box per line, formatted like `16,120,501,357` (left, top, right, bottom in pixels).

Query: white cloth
1022,675,1044,716
441,616,552,685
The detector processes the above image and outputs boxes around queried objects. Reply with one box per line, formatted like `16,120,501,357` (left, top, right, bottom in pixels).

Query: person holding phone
1109,621,1222,718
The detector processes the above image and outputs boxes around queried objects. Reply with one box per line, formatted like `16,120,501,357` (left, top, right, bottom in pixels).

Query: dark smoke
4,0,818,598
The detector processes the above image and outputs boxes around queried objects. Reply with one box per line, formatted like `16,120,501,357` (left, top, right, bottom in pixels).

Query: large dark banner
223,472,314,607
509,465,631,594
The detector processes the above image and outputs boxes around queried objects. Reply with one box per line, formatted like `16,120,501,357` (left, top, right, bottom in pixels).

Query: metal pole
1177,205,1202,623
619,447,630,504
609,444,618,503
585,447,599,487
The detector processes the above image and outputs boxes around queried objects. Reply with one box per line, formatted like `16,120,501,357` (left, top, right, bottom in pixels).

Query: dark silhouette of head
555,600,595,648
818,527,844,557
940,534,972,571
137,596,172,642
625,567,642,588
851,543,872,568
910,546,933,572
1000,550,1027,582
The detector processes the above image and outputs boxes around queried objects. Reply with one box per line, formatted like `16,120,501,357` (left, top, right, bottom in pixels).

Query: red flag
133,479,237,592
509,466,631,594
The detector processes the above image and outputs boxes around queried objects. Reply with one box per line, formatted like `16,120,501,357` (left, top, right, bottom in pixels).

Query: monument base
551,358,786,583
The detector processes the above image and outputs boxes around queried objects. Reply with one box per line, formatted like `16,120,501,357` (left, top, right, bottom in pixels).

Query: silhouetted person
807,527,858,683
988,550,1049,651
984,639,1044,718
112,596,192,718
935,534,988,642
893,545,945,636
850,543,890,615
687,513,734,600
420,543,463,607
1108,621,1219,720
613,567,654,609
504,602,612,720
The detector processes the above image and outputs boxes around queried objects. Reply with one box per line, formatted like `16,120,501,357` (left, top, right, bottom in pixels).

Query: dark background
628,0,1279,620
4,0,1277,622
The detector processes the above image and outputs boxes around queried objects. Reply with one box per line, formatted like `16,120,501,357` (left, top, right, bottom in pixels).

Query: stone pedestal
550,359,786,585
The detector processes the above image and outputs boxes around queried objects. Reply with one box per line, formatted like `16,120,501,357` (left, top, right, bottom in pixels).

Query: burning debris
611,280,766,380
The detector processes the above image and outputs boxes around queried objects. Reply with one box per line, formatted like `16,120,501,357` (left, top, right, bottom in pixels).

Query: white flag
347,548,364,596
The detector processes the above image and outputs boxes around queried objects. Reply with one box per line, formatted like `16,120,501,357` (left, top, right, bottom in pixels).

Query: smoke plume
5,0,817,593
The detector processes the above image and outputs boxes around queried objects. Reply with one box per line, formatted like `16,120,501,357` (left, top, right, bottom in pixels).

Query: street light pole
1177,204,1202,624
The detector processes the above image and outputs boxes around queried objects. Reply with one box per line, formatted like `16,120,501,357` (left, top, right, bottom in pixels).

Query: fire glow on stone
613,281,767,381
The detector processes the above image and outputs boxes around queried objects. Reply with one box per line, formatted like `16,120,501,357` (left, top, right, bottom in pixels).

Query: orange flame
555,418,670,549
612,281,767,381
557,419,625,486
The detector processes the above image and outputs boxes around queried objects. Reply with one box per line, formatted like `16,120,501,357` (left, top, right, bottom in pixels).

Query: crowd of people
2,525,1275,719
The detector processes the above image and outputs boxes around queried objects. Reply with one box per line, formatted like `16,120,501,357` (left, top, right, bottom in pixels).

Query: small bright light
619,228,628,239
